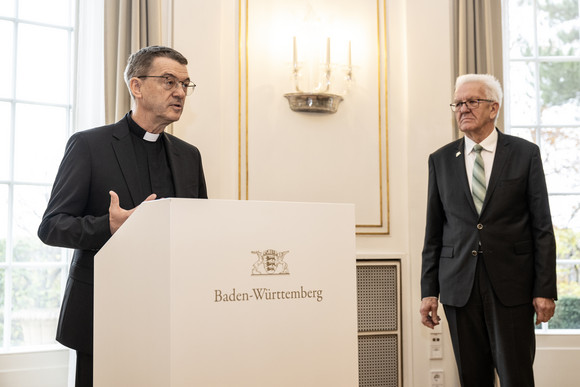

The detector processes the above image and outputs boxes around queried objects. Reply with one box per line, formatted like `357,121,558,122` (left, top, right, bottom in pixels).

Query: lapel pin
456,151,461,157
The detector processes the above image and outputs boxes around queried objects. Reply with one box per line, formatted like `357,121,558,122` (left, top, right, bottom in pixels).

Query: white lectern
94,199,358,386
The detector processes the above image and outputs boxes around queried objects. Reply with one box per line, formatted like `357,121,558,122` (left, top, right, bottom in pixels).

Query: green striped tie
472,144,486,214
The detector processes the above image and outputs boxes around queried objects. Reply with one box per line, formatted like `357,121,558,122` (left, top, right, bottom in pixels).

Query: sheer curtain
104,0,163,124
74,0,105,133
452,0,504,133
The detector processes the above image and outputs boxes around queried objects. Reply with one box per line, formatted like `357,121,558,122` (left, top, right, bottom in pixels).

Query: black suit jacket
421,129,557,308
38,115,207,354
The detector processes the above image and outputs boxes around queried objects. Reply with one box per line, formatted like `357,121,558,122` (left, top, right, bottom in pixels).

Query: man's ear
490,101,500,120
129,78,142,99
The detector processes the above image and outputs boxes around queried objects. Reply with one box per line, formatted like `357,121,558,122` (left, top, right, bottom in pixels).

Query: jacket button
472,250,478,256
477,224,483,230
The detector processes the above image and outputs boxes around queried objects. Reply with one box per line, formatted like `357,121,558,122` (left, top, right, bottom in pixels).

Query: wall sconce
284,37,352,114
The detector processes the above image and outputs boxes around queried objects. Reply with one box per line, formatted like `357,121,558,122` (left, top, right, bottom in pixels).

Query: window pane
12,185,63,263
0,184,6,263
0,20,14,99
0,102,11,180
542,128,580,192
11,267,62,347
510,127,536,143
508,0,535,58
3,0,75,352
0,0,15,18
537,0,580,57
549,294,580,329
18,0,73,27
507,0,580,333
16,23,70,105
539,61,580,125
14,103,68,183
508,61,538,125
0,268,4,344
551,206,580,331
549,195,580,230
552,224,580,330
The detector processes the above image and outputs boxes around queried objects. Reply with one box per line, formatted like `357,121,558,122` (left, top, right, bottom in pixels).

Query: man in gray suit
420,74,557,386
38,46,207,387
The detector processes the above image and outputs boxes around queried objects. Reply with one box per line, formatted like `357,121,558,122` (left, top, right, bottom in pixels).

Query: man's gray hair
455,73,503,110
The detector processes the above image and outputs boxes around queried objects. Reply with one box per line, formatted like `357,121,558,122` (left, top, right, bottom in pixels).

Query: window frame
0,0,76,353
501,0,580,333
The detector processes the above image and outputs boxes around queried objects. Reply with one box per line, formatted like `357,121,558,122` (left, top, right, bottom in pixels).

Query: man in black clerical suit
420,74,557,387
38,46,207,387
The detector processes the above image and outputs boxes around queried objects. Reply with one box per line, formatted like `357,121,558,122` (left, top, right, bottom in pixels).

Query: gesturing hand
108,191,157,235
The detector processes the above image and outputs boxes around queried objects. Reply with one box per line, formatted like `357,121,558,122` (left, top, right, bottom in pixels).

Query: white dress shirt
464,129,498,191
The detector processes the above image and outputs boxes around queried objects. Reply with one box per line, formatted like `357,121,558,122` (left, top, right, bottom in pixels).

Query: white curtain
74,0,105,133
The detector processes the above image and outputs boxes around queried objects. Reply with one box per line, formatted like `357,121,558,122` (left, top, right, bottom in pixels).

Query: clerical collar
143,131,160,142
126,112,162,142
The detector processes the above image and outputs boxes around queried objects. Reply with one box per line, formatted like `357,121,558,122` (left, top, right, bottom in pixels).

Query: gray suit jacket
421,129,557,307
38,114,207,354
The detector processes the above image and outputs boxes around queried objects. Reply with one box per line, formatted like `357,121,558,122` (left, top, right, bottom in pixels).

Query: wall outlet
430,332,443,359
430,370,444,387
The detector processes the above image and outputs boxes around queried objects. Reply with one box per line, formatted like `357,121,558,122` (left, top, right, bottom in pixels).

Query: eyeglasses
450,99,495,112
137,75,196,96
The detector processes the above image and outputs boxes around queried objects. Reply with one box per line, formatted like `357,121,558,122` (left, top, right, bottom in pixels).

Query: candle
348,40,352,67
326,37,330,66
293,36,297,68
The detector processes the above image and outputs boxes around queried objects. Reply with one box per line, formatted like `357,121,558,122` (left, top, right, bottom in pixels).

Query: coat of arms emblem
251,249,290,275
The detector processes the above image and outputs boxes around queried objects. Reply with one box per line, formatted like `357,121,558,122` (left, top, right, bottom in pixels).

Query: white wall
171,0,458,386
401,1,459,385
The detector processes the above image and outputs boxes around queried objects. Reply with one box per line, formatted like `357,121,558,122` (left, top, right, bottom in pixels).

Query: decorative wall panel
238,0,389,234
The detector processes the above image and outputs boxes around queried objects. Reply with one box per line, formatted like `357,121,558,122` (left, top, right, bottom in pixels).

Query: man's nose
458,102,470,112
174,84,186,97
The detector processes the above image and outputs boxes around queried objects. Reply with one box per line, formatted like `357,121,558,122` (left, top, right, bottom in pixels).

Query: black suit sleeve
197,150,208,199
38,133,112,250
528,146,558,299
421,154,444,299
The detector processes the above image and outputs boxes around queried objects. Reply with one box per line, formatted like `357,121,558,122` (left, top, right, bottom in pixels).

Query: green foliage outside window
553,228,580,329
549,298,580,329
0,239,5,261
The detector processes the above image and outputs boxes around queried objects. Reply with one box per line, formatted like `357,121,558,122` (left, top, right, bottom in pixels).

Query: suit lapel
111,121,144,207
163,133,187,196
481,129,510,214
453,138,479,215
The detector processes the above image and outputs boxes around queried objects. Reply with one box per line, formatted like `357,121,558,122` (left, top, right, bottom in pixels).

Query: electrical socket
430,332,443,359
430,370,444,387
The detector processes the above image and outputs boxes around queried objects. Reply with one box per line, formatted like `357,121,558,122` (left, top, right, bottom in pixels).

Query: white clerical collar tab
143,132,160,142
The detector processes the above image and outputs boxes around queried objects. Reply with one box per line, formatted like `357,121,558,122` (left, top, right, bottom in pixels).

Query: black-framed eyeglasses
450,99,495,112
137,75,196,96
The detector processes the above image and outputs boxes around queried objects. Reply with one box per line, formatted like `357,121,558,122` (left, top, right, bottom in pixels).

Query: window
503,0,580,330
0,0,75,351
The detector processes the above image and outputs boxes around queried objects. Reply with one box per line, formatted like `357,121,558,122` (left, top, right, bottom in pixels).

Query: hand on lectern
109,190,157,235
